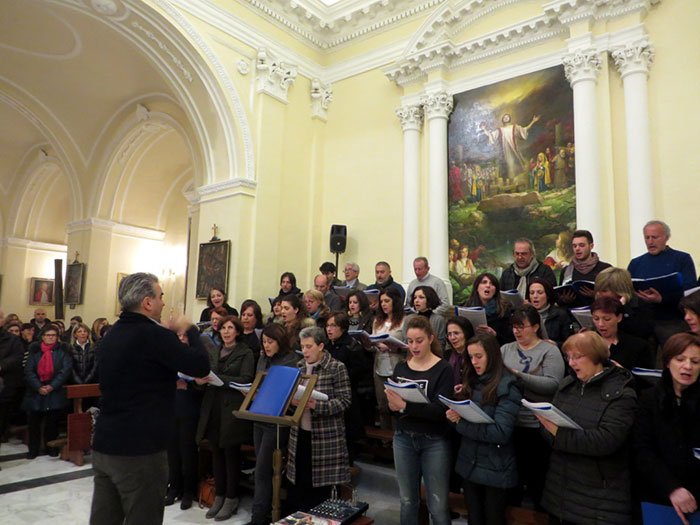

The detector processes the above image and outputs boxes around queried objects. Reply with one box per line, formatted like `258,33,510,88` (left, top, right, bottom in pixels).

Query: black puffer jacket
541,364,637,524
632,369,700,504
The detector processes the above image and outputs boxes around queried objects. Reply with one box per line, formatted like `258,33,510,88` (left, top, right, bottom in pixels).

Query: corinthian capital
395,105,424,132
421,92,453,120
562,49,602,86
611,41,655,79
255,48,297,103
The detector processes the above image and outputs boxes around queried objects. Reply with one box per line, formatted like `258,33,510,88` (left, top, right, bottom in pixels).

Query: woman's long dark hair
411,285,441,311
374,286,405,330
206,287,228,309
465,273,509,317
240,299,264,329
459,333,505,405
261,323,292,357
405,315,442,358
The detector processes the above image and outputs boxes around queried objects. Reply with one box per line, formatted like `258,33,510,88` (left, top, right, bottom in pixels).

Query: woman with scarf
304,289,332,329
463,273,515,345
409,285,447,349
23,324,72,458
346,290,374,333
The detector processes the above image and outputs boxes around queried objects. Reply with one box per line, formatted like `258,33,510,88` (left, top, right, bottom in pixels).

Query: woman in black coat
462,273,514,346
23,324,72,458
69,323,98,384
346,290,374,333
633,332,700,522
325,311,371,464
527,277,573,348
540,332,637,524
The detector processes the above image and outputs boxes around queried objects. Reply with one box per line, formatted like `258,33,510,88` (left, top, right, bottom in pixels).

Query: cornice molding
544,0,661,25
384,14,567,86
0,237,68,253
236,0,444,50
66,218,166,241
197,177,258,197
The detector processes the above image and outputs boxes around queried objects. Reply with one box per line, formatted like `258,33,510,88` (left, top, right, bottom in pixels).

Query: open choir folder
641,502,700,524
249,366,301,417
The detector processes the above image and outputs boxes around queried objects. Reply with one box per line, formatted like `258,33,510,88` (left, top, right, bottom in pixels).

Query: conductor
89,272,210,524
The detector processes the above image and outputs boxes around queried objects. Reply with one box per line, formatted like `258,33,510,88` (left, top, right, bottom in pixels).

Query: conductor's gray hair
644,220,671,238
118,272,159,312
299,326,326,346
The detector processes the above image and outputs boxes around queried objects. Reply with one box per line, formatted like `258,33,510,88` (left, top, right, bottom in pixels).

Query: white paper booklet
293,383,329,402
178,370,223,386
384,378,429,404
438,395,494,424
501,290,525,308
569,307,595,330
631,367,663,378
454,306,488,331
521,399,582,430
229,381,252,392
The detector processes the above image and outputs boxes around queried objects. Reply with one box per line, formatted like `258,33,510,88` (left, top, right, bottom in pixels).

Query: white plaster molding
562,48,602,86
421,91,453,120
384,15,568,86
152,1,255,183
544,0,661,25
65,218,166,241
310,79,333,121
237,58,250,75
395,104,424,132
234,0,443,50
115,120,169,164
197,177,258,197
611,39,654,79
131,20,193,82
255,48,298,103
0,237,68,253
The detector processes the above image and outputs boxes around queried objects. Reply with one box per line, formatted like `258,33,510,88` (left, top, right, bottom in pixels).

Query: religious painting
447,65,576,304
29,278,54,306
195,240,230,299
115,272,128,315
64,263,85,305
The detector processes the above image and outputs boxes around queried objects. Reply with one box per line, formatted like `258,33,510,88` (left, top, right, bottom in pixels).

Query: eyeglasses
43,334,57,338
326,323,338,328
512,324,532,331
567,354,585,362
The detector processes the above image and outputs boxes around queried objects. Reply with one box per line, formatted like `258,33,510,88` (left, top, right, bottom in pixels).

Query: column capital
255,47,297,103
310,78,333,121
421,91,453,120
562,49,602,86
611,40,655,79
395,104,424,132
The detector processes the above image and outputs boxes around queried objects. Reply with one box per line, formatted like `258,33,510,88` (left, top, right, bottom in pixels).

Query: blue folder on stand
249,366,301,417
642,502,700,524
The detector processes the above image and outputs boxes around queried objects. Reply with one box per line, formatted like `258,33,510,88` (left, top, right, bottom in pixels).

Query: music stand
233,370,318,521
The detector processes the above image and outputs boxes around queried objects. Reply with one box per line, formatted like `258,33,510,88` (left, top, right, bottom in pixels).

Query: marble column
396,104,423,283
612,40,655,256
562,49,604,257
421,91,453,284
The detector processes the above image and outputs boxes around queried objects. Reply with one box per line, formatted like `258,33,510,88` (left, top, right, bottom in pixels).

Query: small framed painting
195,240,230,299
65,263,85,305
30,278,55,306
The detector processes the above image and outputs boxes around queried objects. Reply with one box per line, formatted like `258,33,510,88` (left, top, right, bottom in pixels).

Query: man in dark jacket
499,238,556,298
90,272,210,525
0,330,24,444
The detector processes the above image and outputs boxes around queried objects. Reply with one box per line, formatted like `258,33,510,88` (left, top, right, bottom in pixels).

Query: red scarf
38,342,56,383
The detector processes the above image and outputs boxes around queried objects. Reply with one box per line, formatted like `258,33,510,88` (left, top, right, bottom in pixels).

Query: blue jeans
393,430,451,525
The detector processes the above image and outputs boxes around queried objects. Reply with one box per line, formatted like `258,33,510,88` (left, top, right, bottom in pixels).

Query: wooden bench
362,426,394,460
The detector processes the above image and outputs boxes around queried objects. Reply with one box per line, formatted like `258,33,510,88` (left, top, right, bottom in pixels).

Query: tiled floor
0,439,468,524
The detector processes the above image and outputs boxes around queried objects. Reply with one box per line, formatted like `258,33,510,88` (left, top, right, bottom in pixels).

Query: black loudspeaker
330,224,347,254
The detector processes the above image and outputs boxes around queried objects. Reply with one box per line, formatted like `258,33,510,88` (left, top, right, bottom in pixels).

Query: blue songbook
632,272,683,295
249,366,301,417
641,502,700,524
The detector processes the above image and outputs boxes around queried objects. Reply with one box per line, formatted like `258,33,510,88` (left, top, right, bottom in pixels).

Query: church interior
1,0,699,523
